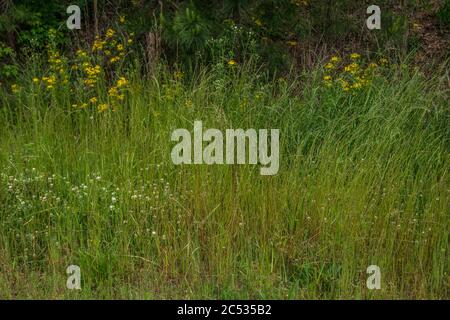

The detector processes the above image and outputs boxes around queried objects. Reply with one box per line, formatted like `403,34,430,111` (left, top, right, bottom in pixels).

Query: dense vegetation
0,0,448,299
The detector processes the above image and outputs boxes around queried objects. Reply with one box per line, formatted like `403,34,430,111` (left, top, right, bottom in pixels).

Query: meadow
0,32,448,298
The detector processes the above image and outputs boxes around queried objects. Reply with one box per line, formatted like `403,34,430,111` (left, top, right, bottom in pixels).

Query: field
0,54,448,299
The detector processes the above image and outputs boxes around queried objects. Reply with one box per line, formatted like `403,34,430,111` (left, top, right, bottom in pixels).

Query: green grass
0,60,448,299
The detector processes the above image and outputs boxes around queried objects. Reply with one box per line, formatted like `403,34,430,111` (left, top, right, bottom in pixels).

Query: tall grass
0,59,448,299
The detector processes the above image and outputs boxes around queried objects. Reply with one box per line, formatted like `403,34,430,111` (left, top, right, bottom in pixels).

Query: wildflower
110,56,120,64
379,58,388,65
351,82,362,90
119,16,126,24
127,38,133,45
98,103,108,112
89,97,98,104
339,79,350,91
117,44,124,51
11,84,19,93
76,49,87,57
254,19,263,27
325,63,335,69
32,78,39,84
92,38,104,51
108,86,119,97
323,75,332,87
344,63,359,74
228,59,237,66
84,79,96,87
412,23,422,31
116,77,128,87
330,56,340,63
106,28,115,38
350,53,361,60
287,40,298,47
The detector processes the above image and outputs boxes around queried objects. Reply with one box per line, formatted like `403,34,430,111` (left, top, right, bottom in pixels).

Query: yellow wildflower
106,28,115,38
90,97,98,104
32,78,39,84
350,53,361,60
76,49,87,57
287,40,298,47
351,82,362,90
11,84,19,93
330,56,340,63
119,16,126,24
92,38,104,51
110,56,120,64
339,79,350,91
108,86,118,97
228,59,237,66
98,103,109,112
116,77,128,87
412,23,422,31
325,63,335,69
344,63,359,74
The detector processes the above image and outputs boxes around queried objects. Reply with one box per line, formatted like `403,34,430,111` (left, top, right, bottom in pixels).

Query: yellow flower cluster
41,75,57,89
91,27,132,66
74,48,103,88
344,62,359,74
323,53,387,94
83,62,101,87
36,43,70,90
21,18,133,115
104,76,129,111
97,103,109,113
11,84,20,93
